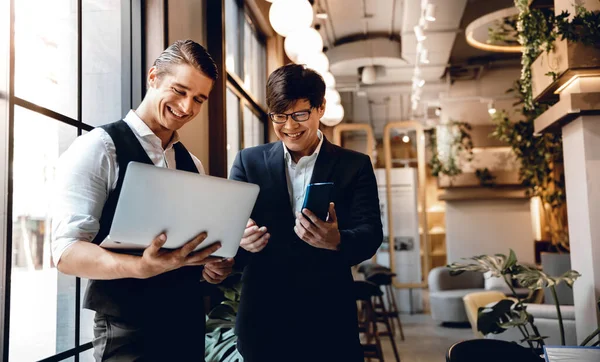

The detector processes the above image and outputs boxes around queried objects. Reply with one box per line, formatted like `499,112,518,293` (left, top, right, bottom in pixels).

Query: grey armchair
428,267,485,323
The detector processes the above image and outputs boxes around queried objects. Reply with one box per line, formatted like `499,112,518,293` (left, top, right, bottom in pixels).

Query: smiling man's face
272,98,325,159
147,63,213,132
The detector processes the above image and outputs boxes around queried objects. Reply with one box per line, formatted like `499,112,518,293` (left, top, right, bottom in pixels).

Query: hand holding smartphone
301,182,334,222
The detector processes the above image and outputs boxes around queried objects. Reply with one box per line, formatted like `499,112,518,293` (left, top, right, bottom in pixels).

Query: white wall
445,199,535,264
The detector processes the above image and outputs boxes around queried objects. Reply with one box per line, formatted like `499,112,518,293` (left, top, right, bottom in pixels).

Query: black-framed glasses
268,108,313,124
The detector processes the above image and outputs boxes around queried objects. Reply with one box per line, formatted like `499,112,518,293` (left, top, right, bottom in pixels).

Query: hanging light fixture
322,71,336,88
419,49,430,64
425,4,436,22
296,52,330,75
361,65,377,85
488,100,497,115
325,88,341,105
269,0,313,37
321,103,345,126
402,135,410,143
414,25,426,42
284,27,323,63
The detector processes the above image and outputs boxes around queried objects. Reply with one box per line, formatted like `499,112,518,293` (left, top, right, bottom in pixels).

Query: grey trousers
92,313,205,362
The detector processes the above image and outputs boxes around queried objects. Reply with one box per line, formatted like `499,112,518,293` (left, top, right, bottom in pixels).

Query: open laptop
100,161,260,258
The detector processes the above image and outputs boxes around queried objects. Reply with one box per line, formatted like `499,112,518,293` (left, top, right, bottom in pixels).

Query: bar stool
365,270,405,342
354,281,385,362
364,272,402,362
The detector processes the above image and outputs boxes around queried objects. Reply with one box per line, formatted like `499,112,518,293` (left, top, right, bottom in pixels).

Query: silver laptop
100,161,260,258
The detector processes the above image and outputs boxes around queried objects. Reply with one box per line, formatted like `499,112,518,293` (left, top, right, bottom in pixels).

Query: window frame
225,0,268,154
1,0,143,360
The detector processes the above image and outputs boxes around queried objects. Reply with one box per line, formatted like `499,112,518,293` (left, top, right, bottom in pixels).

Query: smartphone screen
301,182,334,221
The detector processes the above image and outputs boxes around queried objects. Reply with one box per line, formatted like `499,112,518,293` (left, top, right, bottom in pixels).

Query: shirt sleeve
51,129,117,264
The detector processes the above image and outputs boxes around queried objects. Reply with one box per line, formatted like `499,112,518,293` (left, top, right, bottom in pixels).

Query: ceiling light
414,25,426,42
284,27,323,63
425,4,436,22
322,71,336,88
418,79,425,87
321,103,345,126
420,49,430,64
316,12,328,19
357,90,367,97
488,101,497,115
325,88,341,105
435,107,441,116
297,52,330,74
361,65,377,85
402,135,410,143
269,0,313,37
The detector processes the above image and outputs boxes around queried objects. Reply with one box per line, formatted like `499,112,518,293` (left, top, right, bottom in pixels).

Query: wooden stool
366,271,405,342
354,281,385,362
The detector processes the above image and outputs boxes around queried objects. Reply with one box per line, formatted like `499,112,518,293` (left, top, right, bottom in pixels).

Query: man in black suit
230,64,383,362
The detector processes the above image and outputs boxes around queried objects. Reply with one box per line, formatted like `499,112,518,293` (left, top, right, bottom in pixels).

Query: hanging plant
512,1,600,109
427,121,474,178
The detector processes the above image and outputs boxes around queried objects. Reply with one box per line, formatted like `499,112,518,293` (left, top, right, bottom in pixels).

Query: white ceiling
315,0,468,135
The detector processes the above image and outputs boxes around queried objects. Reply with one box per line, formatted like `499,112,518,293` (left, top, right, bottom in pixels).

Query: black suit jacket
229,137,383,361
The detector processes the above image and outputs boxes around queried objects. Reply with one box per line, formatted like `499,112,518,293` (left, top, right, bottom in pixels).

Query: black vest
82,120,205,322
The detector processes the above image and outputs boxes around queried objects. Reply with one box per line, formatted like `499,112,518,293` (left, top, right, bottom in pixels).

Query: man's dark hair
153,39,218,81
266,64,326,113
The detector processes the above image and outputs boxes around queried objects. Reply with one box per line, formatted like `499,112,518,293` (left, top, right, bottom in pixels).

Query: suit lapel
264,141,295,221
310,137,339,184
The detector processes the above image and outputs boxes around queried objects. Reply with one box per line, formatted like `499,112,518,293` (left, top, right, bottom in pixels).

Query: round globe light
322,71,336,88
297,52,330,74
269,0,313,37
321,103,344,126
325,89,341,105
284,27,323,63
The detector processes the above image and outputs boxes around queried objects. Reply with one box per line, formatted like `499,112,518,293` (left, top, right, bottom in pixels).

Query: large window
4,1,141,361
225,0,268,176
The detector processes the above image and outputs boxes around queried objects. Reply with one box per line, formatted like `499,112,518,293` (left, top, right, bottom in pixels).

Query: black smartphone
301,182,334,222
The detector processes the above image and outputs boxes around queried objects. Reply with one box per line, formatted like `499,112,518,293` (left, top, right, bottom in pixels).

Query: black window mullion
2,0,15,360
75,0,83,359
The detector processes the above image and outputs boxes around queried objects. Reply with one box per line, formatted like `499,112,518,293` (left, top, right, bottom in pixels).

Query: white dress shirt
283,130,324,215
51,110,205,263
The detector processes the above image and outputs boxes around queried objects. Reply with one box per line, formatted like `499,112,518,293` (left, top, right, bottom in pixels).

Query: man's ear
319,98,327,118
147,66,159,89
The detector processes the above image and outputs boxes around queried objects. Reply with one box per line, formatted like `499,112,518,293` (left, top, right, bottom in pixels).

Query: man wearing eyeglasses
229,64,383,362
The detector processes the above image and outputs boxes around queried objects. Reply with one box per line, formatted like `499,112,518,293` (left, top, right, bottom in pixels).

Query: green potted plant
205,272,243,362
448,250,600,352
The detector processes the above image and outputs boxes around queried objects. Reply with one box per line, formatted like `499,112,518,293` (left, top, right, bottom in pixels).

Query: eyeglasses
268,108,312,124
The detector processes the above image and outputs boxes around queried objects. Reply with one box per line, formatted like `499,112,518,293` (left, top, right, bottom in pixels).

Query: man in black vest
51,40,233,362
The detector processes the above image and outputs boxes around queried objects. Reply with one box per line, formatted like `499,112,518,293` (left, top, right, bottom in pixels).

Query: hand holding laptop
138,231,222,279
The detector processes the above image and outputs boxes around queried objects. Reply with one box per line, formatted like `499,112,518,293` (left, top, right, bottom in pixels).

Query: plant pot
541,252,574,305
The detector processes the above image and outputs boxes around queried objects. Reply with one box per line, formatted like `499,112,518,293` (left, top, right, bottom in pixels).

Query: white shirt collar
283,129,324,165
123,110,181,150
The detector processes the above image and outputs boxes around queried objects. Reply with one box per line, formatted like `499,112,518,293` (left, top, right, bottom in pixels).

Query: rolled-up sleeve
51,129,115,264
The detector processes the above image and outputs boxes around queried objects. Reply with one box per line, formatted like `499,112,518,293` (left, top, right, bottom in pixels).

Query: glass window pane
82,0,126,126
10,107,78,361
80,347,95,362
14,0,77,119
80,278,95,345
225,0,241,76
254,113,265,146
226,88,240,177
243,106,264,149
243,19,266,105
